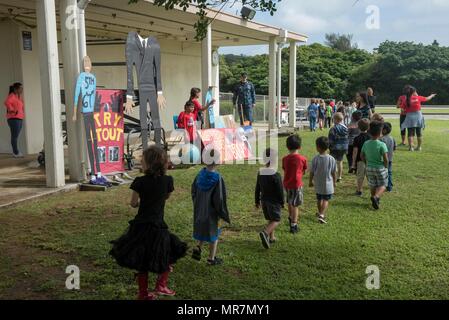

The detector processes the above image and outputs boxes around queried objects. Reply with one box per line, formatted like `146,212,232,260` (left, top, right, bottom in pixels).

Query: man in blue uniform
233,73,256,126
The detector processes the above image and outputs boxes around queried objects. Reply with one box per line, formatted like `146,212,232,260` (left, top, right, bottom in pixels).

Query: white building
0,0,307,187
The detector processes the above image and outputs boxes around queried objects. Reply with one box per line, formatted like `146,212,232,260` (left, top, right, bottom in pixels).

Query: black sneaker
207,257,223,266
192,247,201,261
355,191,363,197
290,225,299,234
371,197,380,210
259,231,270,249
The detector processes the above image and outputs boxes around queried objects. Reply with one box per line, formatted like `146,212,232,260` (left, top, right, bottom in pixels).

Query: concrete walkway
0,154,76,209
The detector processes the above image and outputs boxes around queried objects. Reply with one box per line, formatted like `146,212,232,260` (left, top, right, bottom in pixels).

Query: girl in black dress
110,146,187,300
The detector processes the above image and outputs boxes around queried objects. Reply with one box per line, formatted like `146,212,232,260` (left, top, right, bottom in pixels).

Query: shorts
356,161,366,185
330,149,346,162
366,167,388,188
286,188,304,207
316,194,333,201
262,201,282,222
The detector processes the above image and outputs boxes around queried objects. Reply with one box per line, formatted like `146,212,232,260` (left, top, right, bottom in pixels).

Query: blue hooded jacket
329,123,349,151
196,168,220,192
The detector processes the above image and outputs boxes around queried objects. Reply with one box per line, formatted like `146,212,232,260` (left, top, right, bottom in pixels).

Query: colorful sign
197,129,252,163
94,89,125,174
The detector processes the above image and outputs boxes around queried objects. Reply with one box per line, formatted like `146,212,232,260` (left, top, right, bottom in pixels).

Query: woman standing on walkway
4,83,24,158
397,86,436,151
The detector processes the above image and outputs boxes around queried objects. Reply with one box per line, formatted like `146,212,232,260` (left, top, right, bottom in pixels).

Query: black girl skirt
109,222,187,274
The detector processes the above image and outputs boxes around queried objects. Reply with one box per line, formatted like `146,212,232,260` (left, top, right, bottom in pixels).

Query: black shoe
192,247,201,261
371,197,380,210
207,257,223,266
355,191,363,197
259,231,270,249
290,225,299,234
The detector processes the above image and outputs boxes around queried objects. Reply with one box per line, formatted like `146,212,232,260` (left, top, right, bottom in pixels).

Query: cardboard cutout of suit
125,31,166,149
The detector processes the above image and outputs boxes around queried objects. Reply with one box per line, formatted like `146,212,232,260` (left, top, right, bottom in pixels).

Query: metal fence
219,92,312,124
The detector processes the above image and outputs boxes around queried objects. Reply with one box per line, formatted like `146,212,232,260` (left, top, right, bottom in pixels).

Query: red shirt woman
189,88,215,127
398,85,436,151
4,83,25,157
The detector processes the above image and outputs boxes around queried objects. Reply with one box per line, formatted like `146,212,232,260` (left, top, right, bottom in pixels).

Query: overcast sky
219,0,449,55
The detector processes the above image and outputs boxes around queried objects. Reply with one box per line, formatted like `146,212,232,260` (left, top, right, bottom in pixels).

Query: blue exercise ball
180,144,201,165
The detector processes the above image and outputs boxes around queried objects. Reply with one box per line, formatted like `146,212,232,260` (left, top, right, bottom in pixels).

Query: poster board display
197,129,252,163
94,89,125,174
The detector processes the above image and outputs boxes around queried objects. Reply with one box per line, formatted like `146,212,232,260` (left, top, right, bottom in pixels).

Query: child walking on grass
191,150,230,265
361,121,389,210
309,137,337,224
380,122,396,192
328,112,349,182
347,111,362,174
283,135,308,234
110,146,187,300
255,148,284,249
351,119,371,197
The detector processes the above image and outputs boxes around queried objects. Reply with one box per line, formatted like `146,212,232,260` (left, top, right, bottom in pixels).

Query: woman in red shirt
397,85,436,151
189,88,215,128
4,83,25,157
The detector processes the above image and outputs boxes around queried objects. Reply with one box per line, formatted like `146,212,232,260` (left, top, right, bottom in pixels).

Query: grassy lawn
1,120,449,300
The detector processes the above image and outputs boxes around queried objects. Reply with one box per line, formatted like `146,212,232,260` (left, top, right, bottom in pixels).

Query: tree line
220,39,449,105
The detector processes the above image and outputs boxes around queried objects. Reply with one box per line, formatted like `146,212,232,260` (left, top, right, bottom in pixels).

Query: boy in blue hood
191,149,230,266
328,112,349,182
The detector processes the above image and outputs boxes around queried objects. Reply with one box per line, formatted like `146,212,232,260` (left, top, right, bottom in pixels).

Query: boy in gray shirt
381,122,396,192
309,137,337,224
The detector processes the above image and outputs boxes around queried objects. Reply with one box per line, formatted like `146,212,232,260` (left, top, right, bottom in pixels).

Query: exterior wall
0,21,43,155
1,28,203,155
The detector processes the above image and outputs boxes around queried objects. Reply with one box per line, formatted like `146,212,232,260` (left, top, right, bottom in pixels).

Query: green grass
1,120,449,300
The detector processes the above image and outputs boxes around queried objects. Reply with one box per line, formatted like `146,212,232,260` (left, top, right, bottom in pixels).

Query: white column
268,36,277,130
36,0,65,187
60,0,85,182
289,41,297,128
277,43,282,128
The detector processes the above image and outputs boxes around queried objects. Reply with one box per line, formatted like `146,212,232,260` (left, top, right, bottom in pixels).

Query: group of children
307,99,360,132
255,111,396,249
109,106,396,299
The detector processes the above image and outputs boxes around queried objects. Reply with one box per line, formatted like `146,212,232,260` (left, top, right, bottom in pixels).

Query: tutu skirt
109,222,187,274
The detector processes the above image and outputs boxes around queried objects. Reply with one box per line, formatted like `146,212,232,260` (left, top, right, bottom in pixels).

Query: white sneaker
416,147,422,152
13,152,24,158
409,147,415,152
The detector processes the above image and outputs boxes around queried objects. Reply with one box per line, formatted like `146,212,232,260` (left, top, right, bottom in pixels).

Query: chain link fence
219,92,312,125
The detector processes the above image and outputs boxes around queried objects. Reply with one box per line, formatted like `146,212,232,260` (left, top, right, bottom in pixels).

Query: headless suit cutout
125,31,166,149
73,56,101,178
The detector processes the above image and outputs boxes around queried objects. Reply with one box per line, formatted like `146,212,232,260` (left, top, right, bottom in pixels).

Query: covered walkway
0,0,308,189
